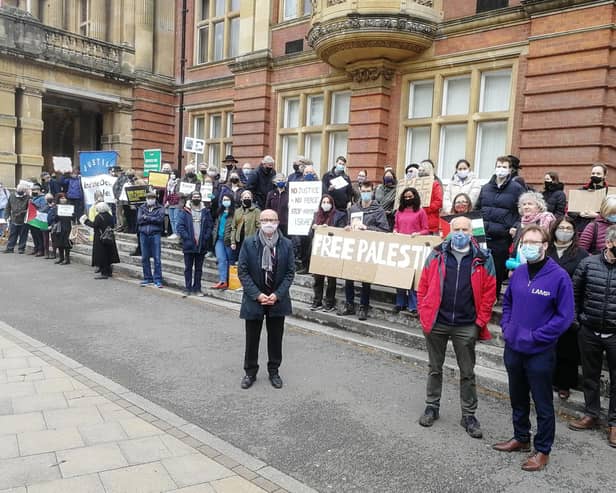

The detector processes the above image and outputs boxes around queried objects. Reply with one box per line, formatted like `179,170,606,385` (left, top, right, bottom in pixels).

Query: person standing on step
48,193,73,265
493,225,574,472
265,173,289,237
211,192,236,290
569,224,616,449
80,202,120,279
340,181,389,321
238,209,295,390
3,183,30,254
137,191,165,288
231,190,260,257
176,190,213,297
417,215,496,439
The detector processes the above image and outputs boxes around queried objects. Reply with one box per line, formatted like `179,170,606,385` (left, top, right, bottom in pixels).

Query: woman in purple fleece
492,225,574,472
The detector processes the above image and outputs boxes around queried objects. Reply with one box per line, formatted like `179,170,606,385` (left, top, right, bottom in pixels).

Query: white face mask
457,170,469,179
321,203,332,212
146,198,156,206
555,230,575,242
261,222,278,235
495,167,510,178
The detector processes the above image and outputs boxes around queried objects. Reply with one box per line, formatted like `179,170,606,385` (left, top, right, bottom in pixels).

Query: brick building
0,0,614,188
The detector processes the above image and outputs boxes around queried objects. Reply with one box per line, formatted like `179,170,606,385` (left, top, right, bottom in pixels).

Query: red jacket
417,239,497,340
423,180,443,234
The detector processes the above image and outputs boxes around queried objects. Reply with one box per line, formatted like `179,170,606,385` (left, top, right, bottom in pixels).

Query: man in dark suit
238,209,295,389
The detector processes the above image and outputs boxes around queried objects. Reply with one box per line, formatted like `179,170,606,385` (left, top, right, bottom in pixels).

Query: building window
191,110,233,166
196,0,240,64
282,0,312,21
278,89,351,176
477,0,508,13
79,0,90,36
402,67,513,180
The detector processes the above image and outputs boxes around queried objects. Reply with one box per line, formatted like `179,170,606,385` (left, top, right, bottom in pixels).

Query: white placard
350,211,364,230
330,176,349,190
53,156,72,173
200,182,213,199
179,182,197,195
287,181,323,236
81,174,117,205
57,204,75,217
183,137,205,155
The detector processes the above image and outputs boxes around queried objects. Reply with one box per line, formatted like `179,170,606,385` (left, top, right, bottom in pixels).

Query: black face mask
226,164,233,170
293,164,300,172
544,181,553,190
263,167,273,175
230,178,239,184
186,172,195,178
46,199,53,205
590,176,603,184
403,198,414,207
192,199,201,206
242,199,251,208
611,246,616,258
32,192,39,196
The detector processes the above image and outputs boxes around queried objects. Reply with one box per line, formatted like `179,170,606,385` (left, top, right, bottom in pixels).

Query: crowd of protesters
2,154,615,466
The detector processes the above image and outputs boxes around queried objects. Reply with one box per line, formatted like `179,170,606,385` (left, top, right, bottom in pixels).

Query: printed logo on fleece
501,257,574,355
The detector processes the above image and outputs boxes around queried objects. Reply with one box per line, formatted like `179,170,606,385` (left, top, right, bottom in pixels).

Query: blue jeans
215,238,234,283
183,252,205,292
6,223,29,252
0,208,5,235
504,345,556,454
345,280,371,306
168,207,180,235
395,289,417,310
140,233,162,283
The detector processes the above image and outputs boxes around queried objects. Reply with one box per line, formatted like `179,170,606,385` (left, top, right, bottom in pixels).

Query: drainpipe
177,0,188,172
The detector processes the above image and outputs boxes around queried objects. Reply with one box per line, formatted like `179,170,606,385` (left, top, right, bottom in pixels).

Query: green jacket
231,206,261,245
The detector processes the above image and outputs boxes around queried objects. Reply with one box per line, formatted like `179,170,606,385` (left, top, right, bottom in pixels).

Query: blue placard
79,151,118,177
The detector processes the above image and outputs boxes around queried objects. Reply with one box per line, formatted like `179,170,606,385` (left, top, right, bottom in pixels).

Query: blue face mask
520,244,542,262
276,181,285,188
222,200,231,208
304,173,317,181
335,165,345,174
607,215,616,224
360,191,372,202
451,232,471,250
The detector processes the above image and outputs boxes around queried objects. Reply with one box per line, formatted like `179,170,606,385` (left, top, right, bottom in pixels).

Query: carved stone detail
349,66,395,83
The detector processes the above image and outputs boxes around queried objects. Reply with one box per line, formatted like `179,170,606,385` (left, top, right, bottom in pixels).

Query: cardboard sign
183,137,205,155
125,185,148,205
179,182,197,195
143,149,161,177
148,171,169,189
309,227,442,290
568,189,606,213
81,174,117,205
57,204,75,217
52,156,72,173
394,176,434,209
288,181,322,236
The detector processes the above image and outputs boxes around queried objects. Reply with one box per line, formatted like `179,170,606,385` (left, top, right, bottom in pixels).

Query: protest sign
52,156,72,173
81,175,117,205
309,227,442,290
200,182,213,199
57,204,75,217
125,186,148,205
79,151,118,177
330,176,349,190
148,171,169,189
439,211,487,249
567,189,606,213
183,137,205,155
143,149,161,177
288,181,322,236
179,182,197,195
394,176,434,209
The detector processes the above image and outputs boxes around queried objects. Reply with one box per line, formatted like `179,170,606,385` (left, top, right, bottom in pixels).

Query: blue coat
475,175,524,242
238,233,295,320
175,206,214,254
137,203,165,236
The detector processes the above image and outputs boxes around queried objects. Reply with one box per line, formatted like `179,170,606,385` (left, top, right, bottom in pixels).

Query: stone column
102,103,133,168
153,0,174,76
107,0,123,44
15,85,44,181
0,81,17,187
88,0,107,41
40,0,65,29
134,0,154,72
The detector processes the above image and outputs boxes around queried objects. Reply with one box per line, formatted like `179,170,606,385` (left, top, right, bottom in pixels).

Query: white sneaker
168,234,178,240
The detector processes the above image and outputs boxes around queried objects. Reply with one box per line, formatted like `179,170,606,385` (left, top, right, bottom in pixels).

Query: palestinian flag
26,201,48,231
440,211,487,250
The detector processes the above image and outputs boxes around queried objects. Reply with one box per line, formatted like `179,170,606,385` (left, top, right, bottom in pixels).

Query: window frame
399,62,516,180
190,108,233,166
195,0,240,65
280,0,312,22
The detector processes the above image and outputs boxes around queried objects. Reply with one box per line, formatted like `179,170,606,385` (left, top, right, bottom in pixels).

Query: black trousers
488,238,510,299
30,226,43,253
313,274,337,306
553,328,579,391
244,316,285,377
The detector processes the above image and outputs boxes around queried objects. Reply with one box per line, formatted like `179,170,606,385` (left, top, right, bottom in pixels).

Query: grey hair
518,191,547,214
600,195,616,218
273,173,286,183
606,225,616,244
16,183,29,193
95,202,111,214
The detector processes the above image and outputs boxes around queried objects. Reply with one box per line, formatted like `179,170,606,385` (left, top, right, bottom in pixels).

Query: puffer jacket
443,172,482,212
573,253,616,334
475,175,525,242
137,203,165,236
542,182,566,218
578,217,613,254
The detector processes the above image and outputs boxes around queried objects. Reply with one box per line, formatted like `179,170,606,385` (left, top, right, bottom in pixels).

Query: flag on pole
26,201,48,231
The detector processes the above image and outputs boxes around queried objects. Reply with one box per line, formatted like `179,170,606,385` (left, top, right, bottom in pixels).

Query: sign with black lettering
288,181,322,236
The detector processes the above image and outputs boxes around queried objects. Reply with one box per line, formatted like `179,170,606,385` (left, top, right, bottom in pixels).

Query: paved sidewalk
0,321,315,493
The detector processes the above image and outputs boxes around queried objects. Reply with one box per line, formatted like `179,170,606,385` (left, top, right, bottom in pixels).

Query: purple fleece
501,257,574,354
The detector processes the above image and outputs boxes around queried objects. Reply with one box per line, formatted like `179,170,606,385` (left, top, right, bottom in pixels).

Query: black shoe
296,268,308,275
358,305,368,321
129,249,141,256
339,303,355,316
94,268,101,274
322,303,336,313
18,250,25,254
182,290,191,298
269,374,283,389
54,259,63,264
419,406,440,427
392,305,403,314
3,250,13,253
240,375,256,389
310,301,322,311
94,275,109,280
461,415,483,439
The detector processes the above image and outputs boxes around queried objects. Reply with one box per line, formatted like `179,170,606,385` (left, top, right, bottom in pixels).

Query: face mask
127,174,135,179
384,176,394,185
304,173,316,181
555,230,574,242
243,169,253,176
335,165,345,174
293,164,300,172
46,199,53,205
357,176,366,184
520,244,542,263
606,215,616,224
544,181,553,190
32,191,39,196
261,222,278,235
16,191,24,196
403,198,414,207
191,199,201,206
590,176,603,184
207,171,217,177
146,199,156,206
226,164,233,170
170,174,176,180
454,203,468,213
406,170,418,180
321,203,332,212
59,199,68,205
263,166,273,174
451,232,471,250
360,191,372,202
611,246,616,258
230,177,239,184
242,199,252,208
186,172,195,178
494,168,510,178
222,200,231,208
457,170,469,180
276,181,285,188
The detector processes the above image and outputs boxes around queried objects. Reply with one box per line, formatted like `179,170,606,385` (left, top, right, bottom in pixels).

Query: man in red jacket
417,215,497,438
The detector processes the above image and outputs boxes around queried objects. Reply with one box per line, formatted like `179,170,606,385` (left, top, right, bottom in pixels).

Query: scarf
258,228,279,272
521,211,554,230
